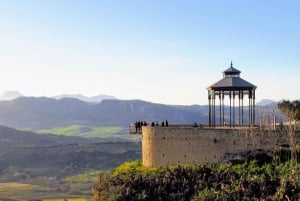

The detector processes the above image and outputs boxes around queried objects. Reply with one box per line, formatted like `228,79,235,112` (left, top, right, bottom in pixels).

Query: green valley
0,169,109,201
39,125,126,138
0,125,141,200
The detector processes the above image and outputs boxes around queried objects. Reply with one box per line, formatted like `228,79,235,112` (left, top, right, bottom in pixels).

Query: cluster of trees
93,156,300,201
278,100,300,123
278,100,300,160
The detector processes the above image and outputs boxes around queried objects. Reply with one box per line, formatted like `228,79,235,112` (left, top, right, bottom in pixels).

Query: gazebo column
213,91,216,127
238,91,241,126
249,90,252,126
241,91,244,126
222,91,225,126
208,91,211,127
233,91,235,127
253,90,255,126
219,92,222,126
229,91,232,127
248,95,251,126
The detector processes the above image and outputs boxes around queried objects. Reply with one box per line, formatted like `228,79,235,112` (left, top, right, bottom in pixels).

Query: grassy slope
39,125,125,138
0,169,102,200
62,170,102,193
0,183,51,201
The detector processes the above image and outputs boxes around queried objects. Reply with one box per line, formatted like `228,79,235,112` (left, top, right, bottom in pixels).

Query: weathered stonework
142,126,300,167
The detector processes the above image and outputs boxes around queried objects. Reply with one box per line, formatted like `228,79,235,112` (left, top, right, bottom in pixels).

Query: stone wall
142,126,299,167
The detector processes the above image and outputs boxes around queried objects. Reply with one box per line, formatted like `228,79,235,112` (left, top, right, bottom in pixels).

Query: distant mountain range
256,99,277,106
0,90,116,103
0,90,289,132
0,95,286,131
52,94,116,103
0,90,24,101
0,97,206,130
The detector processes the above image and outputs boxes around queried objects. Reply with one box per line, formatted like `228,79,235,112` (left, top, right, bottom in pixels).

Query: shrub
93,159,300,201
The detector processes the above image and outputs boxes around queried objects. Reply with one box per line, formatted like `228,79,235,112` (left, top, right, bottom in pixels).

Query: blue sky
0,0,299,105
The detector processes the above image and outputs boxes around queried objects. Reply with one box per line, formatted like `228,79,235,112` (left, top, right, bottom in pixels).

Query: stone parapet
142,126,299,167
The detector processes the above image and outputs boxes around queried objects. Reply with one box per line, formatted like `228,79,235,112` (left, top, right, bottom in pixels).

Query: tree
278,100,300,161
278,100,300,123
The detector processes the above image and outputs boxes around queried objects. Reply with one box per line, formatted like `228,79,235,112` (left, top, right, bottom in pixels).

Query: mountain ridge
0,90,24,101
0,90,117,103
53,94,116,103
256,99,277,106
0,97,206,130
0,96,284,131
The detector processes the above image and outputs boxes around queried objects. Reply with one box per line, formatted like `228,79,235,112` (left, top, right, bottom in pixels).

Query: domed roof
207,62,257,90
223,62,241,76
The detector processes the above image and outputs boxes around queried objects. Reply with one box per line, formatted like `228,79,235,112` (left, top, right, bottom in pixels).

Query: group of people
134,120,169,132
151,120,169,127
134,121,148,132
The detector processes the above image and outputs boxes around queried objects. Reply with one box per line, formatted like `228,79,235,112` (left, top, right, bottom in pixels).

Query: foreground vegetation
93,156,300,201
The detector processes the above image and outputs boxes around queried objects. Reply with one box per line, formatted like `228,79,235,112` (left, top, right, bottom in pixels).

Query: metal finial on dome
222,61,241,77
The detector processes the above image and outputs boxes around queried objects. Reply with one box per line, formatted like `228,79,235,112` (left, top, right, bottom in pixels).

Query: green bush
93,159,300,201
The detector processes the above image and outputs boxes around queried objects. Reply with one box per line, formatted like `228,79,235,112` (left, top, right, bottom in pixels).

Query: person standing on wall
135,121,138,132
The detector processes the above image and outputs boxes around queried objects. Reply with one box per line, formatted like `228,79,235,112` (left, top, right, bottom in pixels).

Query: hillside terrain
0,125,141,180
0,97,207,130
0,141,141,180
0,124,141,200
0,125,101,149
0,96,285,131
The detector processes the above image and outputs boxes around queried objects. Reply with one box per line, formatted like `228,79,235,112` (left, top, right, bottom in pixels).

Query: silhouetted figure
165,120,168,127
155,122,159,126
138,121,141,132
135,121,138,132
161,121,165,127
144,121,148,126
151,122,155,127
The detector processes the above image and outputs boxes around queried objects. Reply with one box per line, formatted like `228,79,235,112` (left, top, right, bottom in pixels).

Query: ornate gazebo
207,62,257,127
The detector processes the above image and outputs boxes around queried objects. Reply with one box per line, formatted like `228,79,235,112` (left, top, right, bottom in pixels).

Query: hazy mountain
95,99,207,126
0,97,205,130
0,97,94,130
0,96,286,131
256,99,276,106
0,90,23,101
53,94,116,103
